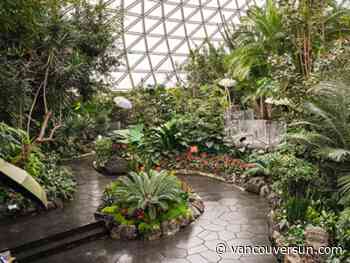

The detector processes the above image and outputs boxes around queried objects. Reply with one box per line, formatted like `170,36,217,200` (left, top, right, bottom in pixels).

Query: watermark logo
215,242,343,257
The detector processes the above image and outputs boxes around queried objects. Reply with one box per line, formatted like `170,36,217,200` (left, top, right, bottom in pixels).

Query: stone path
0,158,113,250
0,158,276,263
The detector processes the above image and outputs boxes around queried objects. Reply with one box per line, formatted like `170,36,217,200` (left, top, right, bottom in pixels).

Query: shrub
288,81,350,203
285,225,305,247
95,137,113,168
248,151,319,199
37,156,76,201
0,122,29,162
336,208,350,250
109,170,184,220
159,201,191,222
101,205,135,225
138,222,161,235
285,197,310,224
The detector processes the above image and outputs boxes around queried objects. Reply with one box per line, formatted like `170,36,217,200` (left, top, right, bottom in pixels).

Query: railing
224,107,286,150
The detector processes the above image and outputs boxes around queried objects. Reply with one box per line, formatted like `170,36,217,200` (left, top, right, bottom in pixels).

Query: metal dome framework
110,0,263,90
108,0,350,90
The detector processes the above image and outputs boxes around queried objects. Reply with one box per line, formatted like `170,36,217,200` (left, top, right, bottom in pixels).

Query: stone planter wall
95,193,205,241
93,155,129,176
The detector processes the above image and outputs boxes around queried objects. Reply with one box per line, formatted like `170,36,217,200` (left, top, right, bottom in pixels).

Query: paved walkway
0,158,113,250
0,158,276,263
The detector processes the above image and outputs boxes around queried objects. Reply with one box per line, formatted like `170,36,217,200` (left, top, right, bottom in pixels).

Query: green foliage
159,201,191,222
0,122,30,161
37,155,76,201
306,206,338,235
223,0,350,115
182,41,227,91
285,197,310,224
148,118,188,156
248,151,319,199
52,91,115,157
110,170,184,220
288,81,350,203
226,0,285,80
285,225,305,247
25,152,45,178
113,124,157,169
0,121,76,207
138,222,160,234
101,205,135,225
0,0,121,137
126,86,178,127
117,85,228,168
95,137,113,168
171,85,228,153
336,208,350,249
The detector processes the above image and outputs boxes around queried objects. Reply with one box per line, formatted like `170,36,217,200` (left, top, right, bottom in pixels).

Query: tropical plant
37,155,76,201
51,91,115,157
279,0,350,79
336,208,350,250
225,0,285,81
0,0,121,140
148,118,187,155
247,151,319,199
288,81,350,202
111,170,183,220
285,197,310,223
224,0,287,117
182,41,227,94
94,137,113,168
0,158,48,207
0,122,30,161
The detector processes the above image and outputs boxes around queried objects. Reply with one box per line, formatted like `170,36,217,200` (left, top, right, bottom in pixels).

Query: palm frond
320,148,350,162
338,173,350,202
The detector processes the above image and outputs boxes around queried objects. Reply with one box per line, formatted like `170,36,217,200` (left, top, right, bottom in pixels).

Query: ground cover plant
97,170,202,239
2,0,350,261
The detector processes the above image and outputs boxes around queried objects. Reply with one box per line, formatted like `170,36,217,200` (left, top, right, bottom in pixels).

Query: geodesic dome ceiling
108,0,350,90
107,0,262,90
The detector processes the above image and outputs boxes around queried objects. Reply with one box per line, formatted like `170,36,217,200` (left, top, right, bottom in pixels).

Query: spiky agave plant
288,81,350,202
112,170,183,220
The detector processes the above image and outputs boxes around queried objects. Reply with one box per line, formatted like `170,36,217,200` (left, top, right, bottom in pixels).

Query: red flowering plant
161,148,255,179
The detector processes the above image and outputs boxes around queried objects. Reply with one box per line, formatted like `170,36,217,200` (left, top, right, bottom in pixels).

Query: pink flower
189,146,198,153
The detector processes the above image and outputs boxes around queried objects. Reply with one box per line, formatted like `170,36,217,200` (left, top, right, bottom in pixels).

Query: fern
288,81,350,202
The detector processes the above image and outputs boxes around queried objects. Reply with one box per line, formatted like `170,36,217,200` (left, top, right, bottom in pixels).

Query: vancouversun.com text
215,242,343,257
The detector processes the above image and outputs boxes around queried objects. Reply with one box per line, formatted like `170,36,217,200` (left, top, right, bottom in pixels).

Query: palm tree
226,0,285,81
288,81,350,202
224,0,285,118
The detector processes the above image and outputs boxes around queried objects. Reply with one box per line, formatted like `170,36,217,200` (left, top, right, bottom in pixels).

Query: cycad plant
288,81,350,202
112,170,183,220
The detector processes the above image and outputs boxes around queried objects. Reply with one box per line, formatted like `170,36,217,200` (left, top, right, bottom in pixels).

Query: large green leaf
0,158,48,208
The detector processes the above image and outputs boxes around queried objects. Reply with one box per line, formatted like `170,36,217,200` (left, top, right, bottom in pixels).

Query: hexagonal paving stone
187,254,208,263
3,161,276,263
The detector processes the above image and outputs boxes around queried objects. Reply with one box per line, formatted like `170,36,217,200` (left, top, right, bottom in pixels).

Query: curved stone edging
174,169,247,193
61,151,96,163
174,169,226,182
95,193,205,241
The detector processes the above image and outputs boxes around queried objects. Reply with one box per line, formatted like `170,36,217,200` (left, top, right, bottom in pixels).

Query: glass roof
107,0,349,90
104,0,261,90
